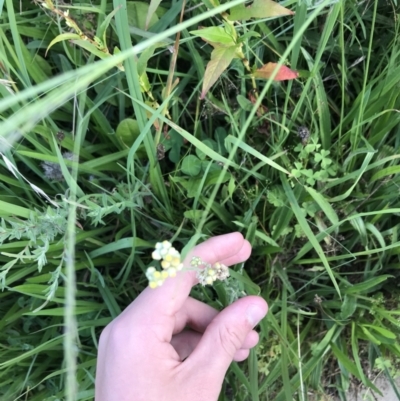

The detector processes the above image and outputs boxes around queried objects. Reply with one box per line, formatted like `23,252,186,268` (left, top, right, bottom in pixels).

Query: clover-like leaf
228,0,294,21
181,155,202,176
253,62,298,81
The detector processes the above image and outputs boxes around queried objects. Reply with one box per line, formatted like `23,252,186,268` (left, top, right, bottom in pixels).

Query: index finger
124,232,251,323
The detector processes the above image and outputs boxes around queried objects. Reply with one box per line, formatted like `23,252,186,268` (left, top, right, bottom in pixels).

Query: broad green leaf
340,294,357,319
223,19,237,42
344,275,393,294
196,139,216,160
363,324,397,339
238,31,261,42
202,0,220,8
184,210,204,221
228,0,294,21
181,155,202,176
46,33,81,55
253,62,298,81
236,94,253,110
200,45,238,99
360,325,381,345
137,45,157,76
71,39,106,57
146,0,163,29
116,118,140,147
0,200,30,218
304,186,339,226
127,1,159,31
190,26,236,46
331,343,364,378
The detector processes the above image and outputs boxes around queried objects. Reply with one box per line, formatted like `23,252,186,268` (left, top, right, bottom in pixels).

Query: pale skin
95,232,268,401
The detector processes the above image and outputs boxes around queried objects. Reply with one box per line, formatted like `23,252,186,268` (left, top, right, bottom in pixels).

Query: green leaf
71,40,112,60
223,20,237,42
304,186,339,226
238,31,261,42
46,33,81,55
181,155,202,176
228,0,294,21
196,139,216,160
236,94,253,110
331,342,364,378
190,26,236,46
116,118,140,147
184,210,204,221
340,294,357,319
202,0,220,8
344,275,393,294
360,326,381,345
98,5,122,48
200,45,240,99
146,0,163,29
127,1,159,30
362,324,397,339
282,176,341,297
137,45,157,76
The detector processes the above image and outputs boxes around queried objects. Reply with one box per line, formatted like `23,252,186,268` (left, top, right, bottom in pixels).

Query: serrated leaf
46,33,81,56
228,0,294,21
190,26,236,47
253,62,298,81
200,46,238,99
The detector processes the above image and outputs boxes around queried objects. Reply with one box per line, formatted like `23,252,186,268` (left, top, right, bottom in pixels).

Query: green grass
1,0,400,400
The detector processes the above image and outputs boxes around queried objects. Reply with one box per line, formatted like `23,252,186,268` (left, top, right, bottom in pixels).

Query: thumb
186,296,268,382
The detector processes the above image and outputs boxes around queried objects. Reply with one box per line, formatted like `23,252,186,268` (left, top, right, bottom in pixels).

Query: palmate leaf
200,45,240,99
228,0,294,21
253,62,298,81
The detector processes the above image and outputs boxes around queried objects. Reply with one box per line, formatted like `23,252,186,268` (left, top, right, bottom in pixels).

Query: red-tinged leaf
228,0,294,21
200,46,238,100
253,62,298,81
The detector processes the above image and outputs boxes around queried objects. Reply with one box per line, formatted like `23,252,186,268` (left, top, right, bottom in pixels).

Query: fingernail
246,304,267,327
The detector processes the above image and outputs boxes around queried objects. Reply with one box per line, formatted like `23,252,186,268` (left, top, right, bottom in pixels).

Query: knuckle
217,323,243,356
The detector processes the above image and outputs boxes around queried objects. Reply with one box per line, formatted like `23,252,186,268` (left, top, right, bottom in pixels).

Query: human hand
95,232,268,401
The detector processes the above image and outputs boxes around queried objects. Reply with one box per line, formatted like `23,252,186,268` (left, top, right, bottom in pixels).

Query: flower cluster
192,257,230,286
146,241,230,289
146,241,183,289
